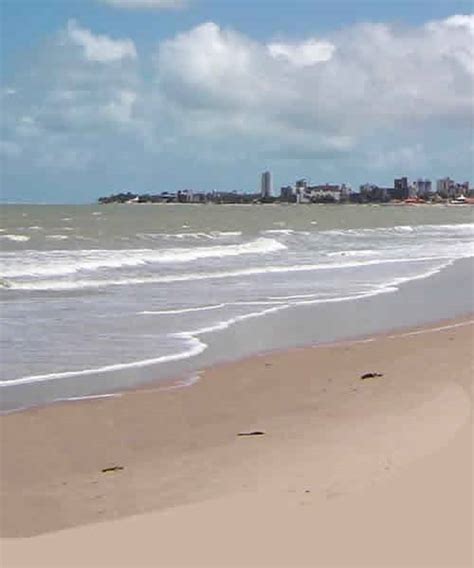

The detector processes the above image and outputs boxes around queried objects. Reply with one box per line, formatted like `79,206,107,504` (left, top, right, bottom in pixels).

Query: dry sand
1,317,473,567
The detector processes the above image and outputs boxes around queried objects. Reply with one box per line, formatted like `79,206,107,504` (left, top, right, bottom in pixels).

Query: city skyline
97,171,472,205
1,0,473,203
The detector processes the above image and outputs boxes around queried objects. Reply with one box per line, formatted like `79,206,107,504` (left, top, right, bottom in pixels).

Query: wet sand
1,316,473,566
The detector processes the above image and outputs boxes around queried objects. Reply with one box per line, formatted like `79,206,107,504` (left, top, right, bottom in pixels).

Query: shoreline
1,314,472,566
69,312,474,398
2,255,473,413
3,312,473,417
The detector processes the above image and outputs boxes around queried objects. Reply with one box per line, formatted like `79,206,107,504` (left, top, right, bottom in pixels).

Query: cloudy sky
1,0,473,203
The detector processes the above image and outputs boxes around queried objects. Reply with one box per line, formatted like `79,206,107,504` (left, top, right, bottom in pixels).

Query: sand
1,317,473,567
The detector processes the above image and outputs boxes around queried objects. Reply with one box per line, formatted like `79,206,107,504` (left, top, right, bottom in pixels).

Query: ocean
1,203,473,411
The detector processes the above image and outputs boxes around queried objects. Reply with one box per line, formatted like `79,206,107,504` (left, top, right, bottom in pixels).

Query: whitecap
262,229,294,235
210,231,242,237
4,256,461,291
0,237,286,279
326,249,379,257
0,234,30,242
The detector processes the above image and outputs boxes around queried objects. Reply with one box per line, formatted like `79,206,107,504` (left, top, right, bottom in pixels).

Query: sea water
1,203,473,410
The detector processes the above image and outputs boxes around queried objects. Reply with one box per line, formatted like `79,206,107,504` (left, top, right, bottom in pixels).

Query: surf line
0,337,206,388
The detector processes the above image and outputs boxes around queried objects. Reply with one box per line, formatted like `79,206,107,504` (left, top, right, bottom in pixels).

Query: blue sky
1,0,473,203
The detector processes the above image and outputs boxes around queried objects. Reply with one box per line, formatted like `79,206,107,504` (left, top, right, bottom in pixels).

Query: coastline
2,255,473,413
1,314,472,566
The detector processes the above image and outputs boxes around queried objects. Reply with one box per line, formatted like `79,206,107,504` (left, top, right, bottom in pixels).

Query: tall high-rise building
261,171,272,198
436,177,454,196
414,179,432,197
392,177,409,200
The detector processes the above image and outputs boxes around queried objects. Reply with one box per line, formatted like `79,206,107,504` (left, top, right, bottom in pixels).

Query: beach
1,315,472,567
2,2,474,565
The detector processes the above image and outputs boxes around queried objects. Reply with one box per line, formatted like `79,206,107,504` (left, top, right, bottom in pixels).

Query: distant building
436,177,469,198
261,171,273,198
280,185,296,203
359,184,390,202
391,177,410,200
292,180,350,203
413,179,432,198
436,177,454,197
340,184,351,201
308,184,343,203
177,189,194,203
295,179,309,203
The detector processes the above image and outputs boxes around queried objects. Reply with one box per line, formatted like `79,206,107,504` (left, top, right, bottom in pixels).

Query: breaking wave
1,237,286,279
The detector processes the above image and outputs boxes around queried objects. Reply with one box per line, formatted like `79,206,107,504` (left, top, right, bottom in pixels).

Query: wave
140,303,226,315
3,255,459,291
232,300,286,306
138,232,211,240
138,231,243,241
262,229,295,235
54,393,122,402
0,335,206,387
170,286,412,340
172,262,455,339
210,231,242,237
140,300,290,316
0,257,463,390
0,294,384,388
2,222,472,292
0,237,286,278
0,234,30,242
176,304,289,337
268,293,323,300
320,222,474,237
326,249,379,257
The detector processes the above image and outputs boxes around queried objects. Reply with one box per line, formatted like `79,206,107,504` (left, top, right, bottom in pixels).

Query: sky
1,0,473,203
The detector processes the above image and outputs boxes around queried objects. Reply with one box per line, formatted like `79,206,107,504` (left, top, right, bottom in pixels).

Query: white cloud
66,19,137,63
156,23,270,109
104,90,137,123
2,14,473,194
434,14,474,32
268,39,335,66
101,0,187,9
1,20,143,176
425,14,474,74
155,16,474,145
